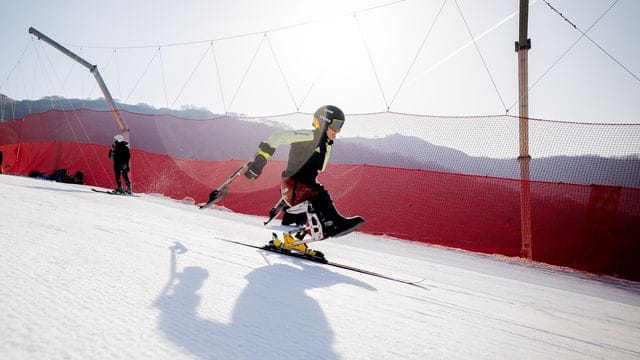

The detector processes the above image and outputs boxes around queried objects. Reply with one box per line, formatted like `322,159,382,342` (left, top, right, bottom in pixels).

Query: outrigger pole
28,27,129,139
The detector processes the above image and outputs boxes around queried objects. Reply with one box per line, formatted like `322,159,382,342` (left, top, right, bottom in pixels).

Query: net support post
516,0,533,259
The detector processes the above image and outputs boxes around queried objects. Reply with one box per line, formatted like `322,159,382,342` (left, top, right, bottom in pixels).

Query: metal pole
28,27,129,139
515,0,532,259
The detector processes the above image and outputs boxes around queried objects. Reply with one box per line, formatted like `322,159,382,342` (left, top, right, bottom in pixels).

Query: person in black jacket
243,105,364,255
109,134,131,194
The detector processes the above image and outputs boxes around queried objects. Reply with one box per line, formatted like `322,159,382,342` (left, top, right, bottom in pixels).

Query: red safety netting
1,109,639,280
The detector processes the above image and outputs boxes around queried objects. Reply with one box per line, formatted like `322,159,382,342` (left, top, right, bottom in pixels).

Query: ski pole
200,159,253,209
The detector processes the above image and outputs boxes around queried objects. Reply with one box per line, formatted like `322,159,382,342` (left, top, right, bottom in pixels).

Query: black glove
244,142,275,180
121,163,129,171
244,153,268,179
209,189,220,202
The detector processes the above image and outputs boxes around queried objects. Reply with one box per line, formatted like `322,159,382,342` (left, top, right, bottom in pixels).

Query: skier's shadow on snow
155,242,376,360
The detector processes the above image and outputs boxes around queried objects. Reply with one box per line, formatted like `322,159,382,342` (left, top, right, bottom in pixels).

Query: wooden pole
516,0,532,259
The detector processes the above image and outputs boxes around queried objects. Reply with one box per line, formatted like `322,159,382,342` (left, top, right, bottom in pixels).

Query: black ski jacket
109,141,131,165
262,128,332,184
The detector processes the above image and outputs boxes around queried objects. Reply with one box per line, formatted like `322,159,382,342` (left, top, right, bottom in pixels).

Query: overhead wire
355,13,389,110
227,35,266,113
542,0,638,84
0,38,34,90
21,0,478,115
298,68,325,111
170,44,212,109
125,48,160,104
61,0,410,50
405,1,538,94
158,48,170,109
453,0,507,112
508,0,621,112
265,33,298,111
59,60,78,98
30,45,41,105
79,48,85,106
13,0,633,123
34,43,104,185
18,45,34,114
1,39,35,122
86,48,117,100
389,0,448,109
36,1,414,114
114,49,123,101
210,43,227,113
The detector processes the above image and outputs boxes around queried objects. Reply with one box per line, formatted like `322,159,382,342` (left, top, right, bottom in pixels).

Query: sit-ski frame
264,199,325,245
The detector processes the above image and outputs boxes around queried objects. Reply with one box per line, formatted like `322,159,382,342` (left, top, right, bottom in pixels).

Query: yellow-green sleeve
265,129,315,148
322,143,332,171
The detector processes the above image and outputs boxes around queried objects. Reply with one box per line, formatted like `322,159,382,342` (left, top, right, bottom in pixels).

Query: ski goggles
329,119,344,132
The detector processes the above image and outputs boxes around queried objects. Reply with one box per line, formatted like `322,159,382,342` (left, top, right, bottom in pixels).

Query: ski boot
125,184,132,195
315,191,364,238
323,216,364,238
112,187,124,194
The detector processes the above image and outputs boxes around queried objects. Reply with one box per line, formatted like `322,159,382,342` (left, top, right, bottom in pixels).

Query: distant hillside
0,94,221,121
343,135,640,187
2,94,638,187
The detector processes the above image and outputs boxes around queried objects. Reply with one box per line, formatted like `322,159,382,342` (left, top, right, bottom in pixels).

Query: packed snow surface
1,175,639,359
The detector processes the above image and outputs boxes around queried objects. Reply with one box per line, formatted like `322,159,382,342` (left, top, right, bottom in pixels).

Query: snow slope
1,174,639,359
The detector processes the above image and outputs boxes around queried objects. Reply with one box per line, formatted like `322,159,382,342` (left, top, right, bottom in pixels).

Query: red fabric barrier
2,141,639,280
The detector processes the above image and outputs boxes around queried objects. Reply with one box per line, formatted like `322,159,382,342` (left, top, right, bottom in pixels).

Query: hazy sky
1,0,639,157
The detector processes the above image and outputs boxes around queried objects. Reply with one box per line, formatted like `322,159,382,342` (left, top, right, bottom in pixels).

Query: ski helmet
313,105,345,132
114,134,124,142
